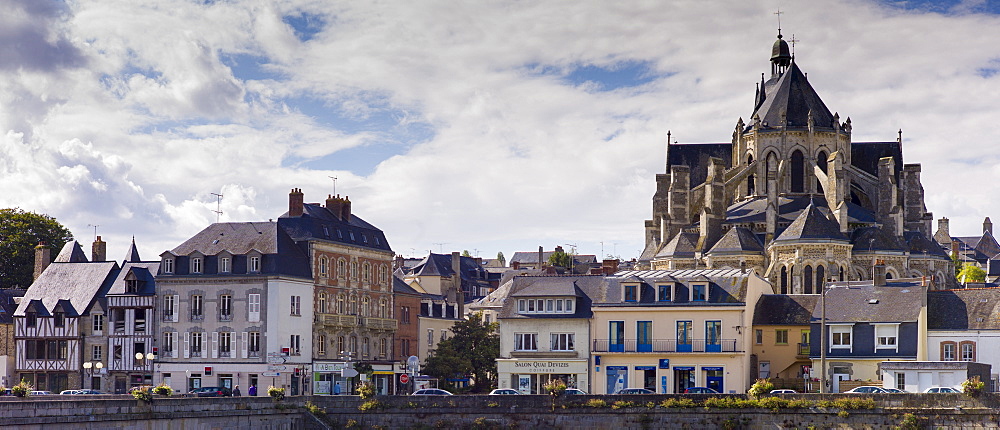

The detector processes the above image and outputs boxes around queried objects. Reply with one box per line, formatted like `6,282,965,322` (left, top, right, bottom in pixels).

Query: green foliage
660,397,697,408
897,412,922,430
131,386,153,402
422,312,499,393
152,384,173,396
485,401,499,408
0,208,74,289
345,419,359,429
837,410,850,418
11,380,32,397
962,376,985,397
357,382,376,399
496,252,506,267
611,400,636,409
585,398,607,408
747,378,774,399
304,401,326,418
543,378,567,396
548,249,572,269
462,250,472,257
958,263,986,283
358,399,383,412
267,385,285,400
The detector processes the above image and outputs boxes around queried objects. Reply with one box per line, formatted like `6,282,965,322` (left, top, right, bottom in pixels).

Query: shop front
313,361,350,395
497,358,588,394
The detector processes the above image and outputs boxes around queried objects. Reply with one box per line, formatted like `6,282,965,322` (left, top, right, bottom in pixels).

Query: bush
747,378,775,399
131,386,153,402
898,412,922,430
543,378,567,396
660,397,697,408
585,398,607,408
11,380,32,397
962,376,985,397
267,385,285,401
359,399,383,412
357,382,376,399
611,400,636,409
152,384,173,396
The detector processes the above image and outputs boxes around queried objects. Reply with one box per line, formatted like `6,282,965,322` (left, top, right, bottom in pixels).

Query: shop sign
673,366,695,371
314,362,349,372
510,360,581,373
702,366,724,371
659,359,670,369
635,366,656,371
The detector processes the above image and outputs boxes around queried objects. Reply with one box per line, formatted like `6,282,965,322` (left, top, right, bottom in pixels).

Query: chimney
602,259,619,275
873,259,887,287
394,254,404,271
538,246,544,268
985,217,993,235
92,236,107,262
325,194,344,220
341,196,352,221
288,188,304,217
512,261,520,270
33,242,51,280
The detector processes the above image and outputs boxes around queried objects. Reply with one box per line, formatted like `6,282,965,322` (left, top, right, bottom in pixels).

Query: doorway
674,367,695,393
704,368,724,393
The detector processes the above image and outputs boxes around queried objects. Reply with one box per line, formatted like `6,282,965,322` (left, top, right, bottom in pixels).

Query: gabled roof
15,261,118,316
407,253,489,281
278,203,392,253
666,143,733,189
106,262,159,296
655,232,699,258
851,141,903,179
753,294,818,325
904,231,950,259
773,201,847,243
812,283,924,322
851,226,904,253
707,227,764,255
124,238,142,262
725,195,877,226
0,289,25,324
928,287,1000,330
393,276,421,297
751,61,835,131
509,251,596,266
54,241,88,263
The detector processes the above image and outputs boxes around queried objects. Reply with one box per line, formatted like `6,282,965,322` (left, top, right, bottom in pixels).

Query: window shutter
173,295,180,322
211,332,219,358
249,294,260,323
184,332,190,358
241,331,248,358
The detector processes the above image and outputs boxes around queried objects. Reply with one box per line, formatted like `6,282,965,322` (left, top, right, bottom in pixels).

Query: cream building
750,294,818,390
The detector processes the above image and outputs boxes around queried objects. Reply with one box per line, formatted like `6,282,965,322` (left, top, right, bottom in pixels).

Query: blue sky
2,0,1000,262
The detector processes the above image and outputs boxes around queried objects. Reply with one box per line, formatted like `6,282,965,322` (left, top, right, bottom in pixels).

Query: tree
496,251,506,267
0,208,74,289
958,263,986,284
548,248,571,269
422,312,499,393
461,250,472,257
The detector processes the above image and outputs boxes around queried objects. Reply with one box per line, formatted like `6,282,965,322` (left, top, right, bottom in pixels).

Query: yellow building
591,269,773,394
750,294,819,391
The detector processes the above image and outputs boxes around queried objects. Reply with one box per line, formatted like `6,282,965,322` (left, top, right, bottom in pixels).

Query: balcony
363,317,398,331
510,349,579,358
592,339,739,353
219,314,233,322
162,312,174,322
316,314,359,328
797,343,810,357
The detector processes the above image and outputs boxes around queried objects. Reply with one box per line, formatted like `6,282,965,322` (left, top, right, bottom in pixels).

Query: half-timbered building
103,240,159,393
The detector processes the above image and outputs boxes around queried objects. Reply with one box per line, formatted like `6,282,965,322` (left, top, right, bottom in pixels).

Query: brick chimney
602,259,619,275
92,236,107,262
325,194,344,220
538,245,544,268
985,217,993,235
512,261,520,270
341,196,352,221
288,188,304,217
873,259,887,286
33,242,51,280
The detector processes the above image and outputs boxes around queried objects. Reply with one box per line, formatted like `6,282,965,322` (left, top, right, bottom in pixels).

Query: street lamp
83,361,103,390
135,352,155,386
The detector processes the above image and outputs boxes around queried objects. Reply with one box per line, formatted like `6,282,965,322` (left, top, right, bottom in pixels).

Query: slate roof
393,276,421,297
406,252,495,292
666,143,733,189
498,275,609,319
655,232,699,258
509,251,597,266
0,289,25,324
812,283,924,322
772,201,848,243
851,226,905,253
851,141,903,180
279,203,392,253
751,61,835,131
753,294,819,325
106,262,159,296
14,261,118,316
167,222,311,278
725,195,876,226
928,287,1000,330
708,227,764,255
124,239,142,262
603,269,752,304
54,241,88,263
904,231,951,259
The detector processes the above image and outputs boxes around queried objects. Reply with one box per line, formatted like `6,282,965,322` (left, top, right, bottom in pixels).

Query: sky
2,0,1000,262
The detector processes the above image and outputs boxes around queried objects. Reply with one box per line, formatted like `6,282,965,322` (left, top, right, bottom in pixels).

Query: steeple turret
771,33,792,76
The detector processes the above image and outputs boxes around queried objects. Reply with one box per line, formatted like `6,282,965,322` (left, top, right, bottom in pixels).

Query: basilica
638,32,954,291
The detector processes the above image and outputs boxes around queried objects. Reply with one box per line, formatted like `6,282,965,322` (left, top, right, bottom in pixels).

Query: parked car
488,388,520,395
684,387,720,394
412,388,453,395
29,391,54,395
615,388,655,394
883,388,906,393
844,386,886,394
59,390,81,395
189,386,232,397
923,386,960,393
564,388,587,395
769,389,798,394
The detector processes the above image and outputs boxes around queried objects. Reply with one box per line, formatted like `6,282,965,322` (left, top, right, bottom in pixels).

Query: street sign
407,355,419,371
399,374,409,384
342,368,359,378
267,352,285,364
267,365,286,371
263,372,280,377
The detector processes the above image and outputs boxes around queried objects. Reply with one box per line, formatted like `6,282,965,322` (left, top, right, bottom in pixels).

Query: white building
927,287,1000,391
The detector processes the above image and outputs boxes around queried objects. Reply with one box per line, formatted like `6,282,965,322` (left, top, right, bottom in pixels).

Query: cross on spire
774,9,783,35
788,34,799,57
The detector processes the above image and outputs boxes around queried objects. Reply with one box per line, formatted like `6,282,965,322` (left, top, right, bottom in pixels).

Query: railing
190,314,204,322
161,350,174,358
220,351,231,358
317,314,359,328
162,312,174,322
191,350,202,358
798,343,811,356
592,338,739,353
219,314,233,322
249,350,260,358
363,317,398,331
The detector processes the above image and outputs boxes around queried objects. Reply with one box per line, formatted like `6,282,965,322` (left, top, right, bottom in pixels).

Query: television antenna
86,224,100,241
329,176,338,195
211,193,224,222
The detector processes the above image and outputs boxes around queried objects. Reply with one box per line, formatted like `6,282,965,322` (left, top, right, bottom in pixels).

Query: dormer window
518,298,575,314
692,284,707,301
191,257,203,274
26,312,37,327
220,257,231,273
657,284,672,302
126,279,139,293
624,284,638,302
249,256,261,273
53,312,65,328
163,258,174,274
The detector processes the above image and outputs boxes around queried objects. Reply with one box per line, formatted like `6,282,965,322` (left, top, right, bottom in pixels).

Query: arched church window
780,266,788,294
791,150,805,193
817,151,828,192
804,265,813,294
765,152,777,194
747,154,755,196
816,265,825,291
839,266,845,282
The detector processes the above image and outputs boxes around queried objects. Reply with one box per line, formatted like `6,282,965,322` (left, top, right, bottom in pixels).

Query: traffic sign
342,368,359,378
399,374,409,384
263,372,280,377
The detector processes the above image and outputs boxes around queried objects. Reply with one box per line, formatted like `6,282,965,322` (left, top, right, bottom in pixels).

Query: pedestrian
248,385,257,396
232,385,241,397
334,381,341,395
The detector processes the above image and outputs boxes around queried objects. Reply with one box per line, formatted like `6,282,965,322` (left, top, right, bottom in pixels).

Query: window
527,300,535,312
692,284,707,301
320,257,328,277
565,299,574,313
290,335,301,355
318,335,326,355
26,312,36,327
249,332,261,356
658,284,672,301
92,345,103,361
248,293,261,322
350,262,358,279
775,329,789,345
219,332,232,357
831,325,852,349
942,342,956,361
191,332,203,356
961,341,976,361
338,259,346,278
363,263,371,283
135,308,146,332
706,321,722,346
191,295,204,320
546,299,554,312
400,339,410,356
637,321,652,350
220,257,231,273
401,306,411,324
337,295,346,314
92,314,104,333
163,332,175,356
349,336,357,353
318,293,327,314
518,300,526,313
551,333,575,351
896,372,906,390
290,295,301,316
249,256,261,272
427,329,434,346
125,279,139,293
362,337,370,357
191,257,203,274
220,295,232,321
380,338,388,357
112,308,126,332
676,321,692,346
609,321,624,348
514,333,538,351
556,300,563,312
624,284,638,302
440,330,448,341
361,296,370,316
379,299,387,318
875,324,897,349
337,336,346,354
755,329,763,345
163,295,176,321
163,258,174,274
